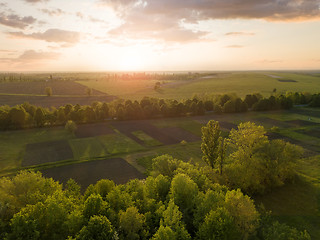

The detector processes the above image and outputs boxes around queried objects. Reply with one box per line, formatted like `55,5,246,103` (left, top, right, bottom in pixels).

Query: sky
0,0,320,72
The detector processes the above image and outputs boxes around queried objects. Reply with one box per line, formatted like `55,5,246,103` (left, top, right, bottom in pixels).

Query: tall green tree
201,120,223,170
77,215,115,240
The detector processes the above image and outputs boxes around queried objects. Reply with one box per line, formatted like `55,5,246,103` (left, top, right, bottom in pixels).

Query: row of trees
0,91,301,130
0,159,310,240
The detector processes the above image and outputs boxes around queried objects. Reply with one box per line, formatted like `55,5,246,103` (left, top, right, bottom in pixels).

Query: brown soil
111,120,179,145
23,140,73,166
41,158,145,190
162,127,201,142
75,123,115,138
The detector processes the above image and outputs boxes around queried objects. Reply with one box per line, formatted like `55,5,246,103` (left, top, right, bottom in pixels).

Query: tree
8,107,28,129
261,221,311,240
85,87,92,96
65,120,77,134
224,189,259,239
201,120,223,170
119,206,146,240
152,225,176,240
226,122,302,194
83,194,109,220
34,107,45,127
170,174,198,232
228,122,268,160
45,87,52,96
160,200,191,240
197,207,235,240
77,215,115,240
154,82,161,91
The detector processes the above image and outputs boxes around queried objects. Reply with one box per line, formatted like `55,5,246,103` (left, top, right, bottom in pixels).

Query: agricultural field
1,71,320,106
0,79,116,107
77,71,320,100
0,81,106,96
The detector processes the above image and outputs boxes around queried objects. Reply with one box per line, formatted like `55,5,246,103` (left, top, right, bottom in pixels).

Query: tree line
1,91,319,130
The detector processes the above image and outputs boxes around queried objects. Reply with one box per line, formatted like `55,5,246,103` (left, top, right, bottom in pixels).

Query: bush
65,120,77,134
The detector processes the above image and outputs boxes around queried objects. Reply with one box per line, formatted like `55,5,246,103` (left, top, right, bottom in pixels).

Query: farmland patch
161,127,201,142
0,81,106,96
41,158,145,189
286,119,319,127
69,137,107,160
277,79,297,82
23,140,73,166
131,130,162,147
98,133,145,154
296,128,320,139
111,120,178,145
75,123,114,138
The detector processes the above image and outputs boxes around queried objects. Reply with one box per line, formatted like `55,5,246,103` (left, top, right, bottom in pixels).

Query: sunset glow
0,0,320,71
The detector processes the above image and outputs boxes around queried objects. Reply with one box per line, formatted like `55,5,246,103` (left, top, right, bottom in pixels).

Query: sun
118,51,145,71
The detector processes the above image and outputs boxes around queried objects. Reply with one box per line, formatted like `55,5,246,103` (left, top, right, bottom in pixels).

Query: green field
0,128,73,171
131,130,162,147
77,72,320,100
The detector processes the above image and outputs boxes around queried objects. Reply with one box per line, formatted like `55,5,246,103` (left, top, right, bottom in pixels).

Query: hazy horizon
1,0,320,72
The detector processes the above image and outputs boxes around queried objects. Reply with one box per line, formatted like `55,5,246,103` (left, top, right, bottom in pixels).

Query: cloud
226,45,244,48
0,12,37,29
18,50,59,60
76,12,84,19
0,50,60,64
23,0,49,3
0,49,17,53
101,0,320,21
225,32,255,36
257,59,283,64
8,28,81,44
89,16,107,23
102,0,320,44
40,8,66,16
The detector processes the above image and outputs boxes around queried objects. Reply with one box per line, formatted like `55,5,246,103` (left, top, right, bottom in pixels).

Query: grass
76,72,320,100
70,133,145,159
76,78,159,99
131,130,162,147
69,137,108,160
278,128,320,147
255,176,320,239
255,155,320,239
0,127,73,171
98,133,145,154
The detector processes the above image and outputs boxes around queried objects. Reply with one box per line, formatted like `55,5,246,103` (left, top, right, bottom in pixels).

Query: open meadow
77,71,320,100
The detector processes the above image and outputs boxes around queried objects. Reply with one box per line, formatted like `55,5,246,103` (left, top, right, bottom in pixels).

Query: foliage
225,122,303,194
260,221,311,240
45,87,52,96
0,159,271,240
201,120,226,174
65,120,77,134
0,91,306,130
